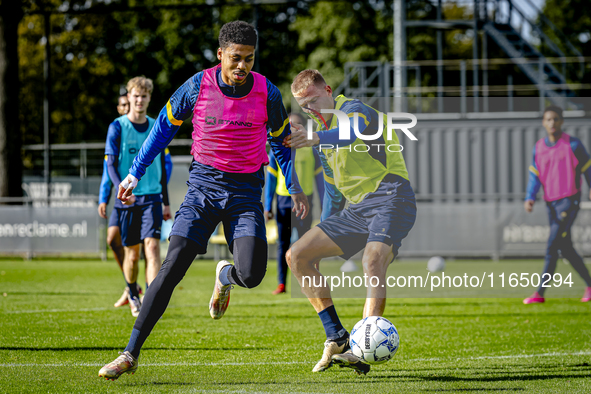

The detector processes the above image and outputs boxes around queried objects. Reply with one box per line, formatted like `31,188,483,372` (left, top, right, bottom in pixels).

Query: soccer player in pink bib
523,105,591,304
99,21,309,380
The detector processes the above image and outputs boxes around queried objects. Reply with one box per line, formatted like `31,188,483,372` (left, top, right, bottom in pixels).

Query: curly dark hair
543,105,563,119
218,21,258,49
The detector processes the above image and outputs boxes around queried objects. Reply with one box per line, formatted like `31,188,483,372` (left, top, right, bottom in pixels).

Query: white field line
0,351,590,367
0,361,306,367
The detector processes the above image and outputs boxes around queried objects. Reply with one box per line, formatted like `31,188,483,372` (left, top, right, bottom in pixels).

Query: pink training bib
535,133,580,202
191,64,269,173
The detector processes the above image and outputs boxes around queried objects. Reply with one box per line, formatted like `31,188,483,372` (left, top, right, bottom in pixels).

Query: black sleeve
106,155,123,186
160,152,170,206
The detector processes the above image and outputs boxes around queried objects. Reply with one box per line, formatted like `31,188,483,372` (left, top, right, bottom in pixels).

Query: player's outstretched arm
285,123,319,149
265,80,308,217
284,102,370,149
124,73,202,194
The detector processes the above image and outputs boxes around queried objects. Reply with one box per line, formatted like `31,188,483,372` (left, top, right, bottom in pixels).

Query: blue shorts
108,208,119,228
317,176,417,260
170,183,266,254
114,202,163,247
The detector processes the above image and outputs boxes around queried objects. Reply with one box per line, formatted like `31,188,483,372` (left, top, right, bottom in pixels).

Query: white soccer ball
427,256,446,272
350,316,399,365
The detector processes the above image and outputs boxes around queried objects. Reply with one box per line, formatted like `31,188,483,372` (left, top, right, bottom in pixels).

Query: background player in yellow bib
284,70,417,375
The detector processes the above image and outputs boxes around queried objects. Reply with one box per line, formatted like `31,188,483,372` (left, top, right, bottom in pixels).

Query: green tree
18,0,311,155
290,1,392,92
540,0,590,95
0,0,24,198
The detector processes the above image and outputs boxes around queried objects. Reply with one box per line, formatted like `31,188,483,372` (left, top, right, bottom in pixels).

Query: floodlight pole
43,12,51,204
252,0,260,73
472,0,479,112
393,0,405,112
437,0,443,112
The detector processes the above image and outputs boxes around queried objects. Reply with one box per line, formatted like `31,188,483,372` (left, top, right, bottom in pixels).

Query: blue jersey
126,68,301,196
104,116,169,208
99,148,172,205
117,115,162,196
525,135,591,201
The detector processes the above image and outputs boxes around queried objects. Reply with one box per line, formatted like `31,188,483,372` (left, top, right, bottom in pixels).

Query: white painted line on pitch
0,351,590,368
0,361,306,367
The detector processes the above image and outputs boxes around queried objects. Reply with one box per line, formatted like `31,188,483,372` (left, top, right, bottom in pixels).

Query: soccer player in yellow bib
284,70,417,375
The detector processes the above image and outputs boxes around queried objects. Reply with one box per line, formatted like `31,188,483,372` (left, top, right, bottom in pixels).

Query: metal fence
15,110,591,258
405,113,591,202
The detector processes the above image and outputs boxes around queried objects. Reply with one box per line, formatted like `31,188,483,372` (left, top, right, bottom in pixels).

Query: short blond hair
291,69,327,96
126,76,153,95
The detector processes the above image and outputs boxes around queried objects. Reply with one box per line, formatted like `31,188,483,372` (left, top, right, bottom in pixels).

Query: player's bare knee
362,254,389,275
147,244,160,258
124,246,141,262
143,239,160,257
361,258,378,274
286,249,293,269
288,243,306,273
107,234,121,249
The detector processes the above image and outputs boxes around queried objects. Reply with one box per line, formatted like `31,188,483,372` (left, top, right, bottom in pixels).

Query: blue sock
318,305,347,340
127,282,139,299
124,328,142,358
219,265,233,286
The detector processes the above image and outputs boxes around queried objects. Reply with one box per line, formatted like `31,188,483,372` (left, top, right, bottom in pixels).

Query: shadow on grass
395,362,591,373
370,372,590,383
121,368,590,386
1,292,100,296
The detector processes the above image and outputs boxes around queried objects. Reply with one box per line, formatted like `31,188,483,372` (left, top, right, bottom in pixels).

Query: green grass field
1,258,590,393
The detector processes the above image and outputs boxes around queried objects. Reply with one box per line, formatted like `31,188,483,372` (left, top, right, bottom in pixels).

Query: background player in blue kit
103,77,172,318
99,21,308,380
98,93,173,308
